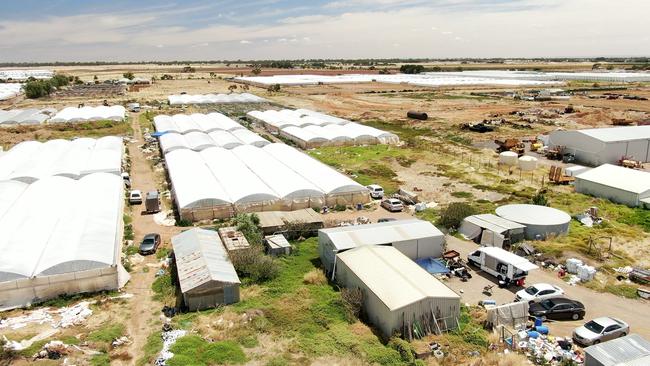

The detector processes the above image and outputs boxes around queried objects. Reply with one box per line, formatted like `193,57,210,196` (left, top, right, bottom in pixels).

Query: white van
468,246,537,286
366,184,384,199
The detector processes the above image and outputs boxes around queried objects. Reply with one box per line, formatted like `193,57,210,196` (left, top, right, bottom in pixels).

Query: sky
0,0,648,62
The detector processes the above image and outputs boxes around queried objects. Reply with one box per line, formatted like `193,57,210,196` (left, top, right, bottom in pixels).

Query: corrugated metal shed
576,164,650,195
172,228,240,294
579,126,650,143
322,219,443,251
585,334,650,366
218,226,251,251
264,234,292,256
256,209,324,233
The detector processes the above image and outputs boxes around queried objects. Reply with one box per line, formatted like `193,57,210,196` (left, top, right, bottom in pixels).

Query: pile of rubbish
35,341,71,360
565,259,596,282
505,318,585,365
154,210,176,226
155,329,187,366
0,301,92,330
112,336,131,348
574,207,602,227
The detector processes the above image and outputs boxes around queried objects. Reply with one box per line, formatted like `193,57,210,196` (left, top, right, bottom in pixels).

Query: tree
267,84,281,93
400,64,425,74
24,80,53,98
228,84,238,93
123,72,135,80
93,75,98,80
181,65,195,73
161,74,173,80
251,64,262,75
531,190,549,206
437,202,476,230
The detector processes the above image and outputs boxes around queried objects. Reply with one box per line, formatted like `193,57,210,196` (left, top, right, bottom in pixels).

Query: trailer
467,246,537,286
145,191,161,213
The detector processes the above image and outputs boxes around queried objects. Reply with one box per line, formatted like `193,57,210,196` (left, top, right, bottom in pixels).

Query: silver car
381,198,403,212
573,317,629,346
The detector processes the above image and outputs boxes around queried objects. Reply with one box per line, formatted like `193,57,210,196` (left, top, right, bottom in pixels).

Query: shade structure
496,204,570,240
0,137,123,182
172,228,240,311
0,108,51,125
549,126,650,166
0,173,126,310
154,113,244,134
575,164,650,208
335,245,460,338
50,106,126,123
168,92,265,105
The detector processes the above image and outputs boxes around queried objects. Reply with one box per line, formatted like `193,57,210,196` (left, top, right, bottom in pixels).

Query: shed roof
337,245,459,311
321,219,443,251
585,334,650,366
578,126,650,143
463,214,526,234
576,164,650,194
257,209,323,229
265,234,291,249
172,228,240,294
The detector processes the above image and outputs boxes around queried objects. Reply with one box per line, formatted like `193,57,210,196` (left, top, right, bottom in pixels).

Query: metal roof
257,209,323,229
321,219,444,251
576,164,650,195
578,126,650,143
172,228,240,294
463,214,525,234
218,227,251,251
478,246,538,272
265,234,291,249
337,245,459,311
585,334,650,366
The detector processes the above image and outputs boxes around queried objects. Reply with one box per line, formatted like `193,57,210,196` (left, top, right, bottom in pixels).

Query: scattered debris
112,336,131,348
154,210,176,226
155,329,187,366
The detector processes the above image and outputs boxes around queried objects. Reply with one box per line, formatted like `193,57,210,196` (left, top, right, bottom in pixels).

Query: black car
529,297,585,321
139,233,161,255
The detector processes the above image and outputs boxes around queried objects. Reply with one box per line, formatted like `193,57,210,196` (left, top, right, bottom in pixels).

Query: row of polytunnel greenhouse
159,130,269,153
0,108,53,125
0,172,127,310
164,143,369,221
167,92,266,105
154,113,244,134
0,136,123,183
49,106,126,123
247,108,399,148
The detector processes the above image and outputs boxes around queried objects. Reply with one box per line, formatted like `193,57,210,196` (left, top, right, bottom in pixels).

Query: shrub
230,247,279,283
340,287,363,322
400,64,425,74
531,189,549,206
387,337,416,364
177,219,193,227
168,337,246,366
437,202,476,229
234,213,263,246
303,269,327,285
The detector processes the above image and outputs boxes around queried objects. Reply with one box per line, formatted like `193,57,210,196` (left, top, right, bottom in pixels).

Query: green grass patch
152,272,175,302
59,335,80,345
124,245,139,256
139,112,154,131
136,331,163,366
18,339,47,357
584,281,639,299
451,191,473,199
237,335,259,348
90,353,111,366
88,323,125,344
156,247,171,260
168,337,246,366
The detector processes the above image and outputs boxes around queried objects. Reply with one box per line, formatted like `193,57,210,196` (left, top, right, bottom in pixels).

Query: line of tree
23,74,72,99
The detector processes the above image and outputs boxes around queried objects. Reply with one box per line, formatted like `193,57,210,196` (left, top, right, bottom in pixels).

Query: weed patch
168,337,246,365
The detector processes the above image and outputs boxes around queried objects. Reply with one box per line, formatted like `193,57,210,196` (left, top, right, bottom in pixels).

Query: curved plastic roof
165,149,230,209
0,137,122,182
154,113,243,134
0,109,50,125
496,204,571,226
200,147,279,204
208,130,244,149
281,126,328,144
50,106,125,123
230,129,270,147
159,132,188,153
231,145,323,199
263,143,365,195
168,93,265,105
0,173,122,281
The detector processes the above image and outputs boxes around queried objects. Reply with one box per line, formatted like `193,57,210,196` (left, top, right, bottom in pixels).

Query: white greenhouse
0,173,127,310
0,137,123,182
0,84,24,101
50,106,126,123
168,93,266,105
549,126,650,166
154,113,244,134
0,109,51,125
575,164,650,208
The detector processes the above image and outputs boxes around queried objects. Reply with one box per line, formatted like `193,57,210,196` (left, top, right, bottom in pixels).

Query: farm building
218,227,251,252
584,334,650,366
264,234,292,256
256,209,324,235
168,92,265,105
318,219,445,273
154,113,244,134
575,164,650,208
164,143,368,222
335,245,460,339
495,204,570,240
0,137,123,182
49,106,126,123
549,126,650,166
171,228,240,311
459,214,526,248
0,173,127,311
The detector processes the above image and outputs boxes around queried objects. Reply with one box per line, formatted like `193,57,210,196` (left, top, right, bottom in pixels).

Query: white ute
515,283,564,303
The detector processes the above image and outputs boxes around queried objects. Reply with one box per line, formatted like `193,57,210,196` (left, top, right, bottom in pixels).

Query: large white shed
549,126,650,166
459,214,526,248
335,245,460,338
319,219,445,273
575,164,650,208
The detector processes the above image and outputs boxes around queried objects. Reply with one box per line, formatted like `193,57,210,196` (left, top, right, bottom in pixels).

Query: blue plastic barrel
527,331,540,339
534,317,543,327
535,326,549,335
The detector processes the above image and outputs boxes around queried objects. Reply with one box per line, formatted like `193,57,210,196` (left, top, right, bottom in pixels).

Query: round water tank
518,155,538,171
496,204,570,240
499,151,518,166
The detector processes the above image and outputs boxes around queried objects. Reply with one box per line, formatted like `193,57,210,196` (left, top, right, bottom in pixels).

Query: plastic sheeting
154,113,244,134
0,173,123,281
0,109,51,125
158,130,267,153
49,106,126,123
0,137,122,182
0,70,53,81
0,84,23,101
168,92,266,105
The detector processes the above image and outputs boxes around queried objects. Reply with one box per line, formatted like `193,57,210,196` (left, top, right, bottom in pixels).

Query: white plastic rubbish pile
566,258,596,282
155,329,187,366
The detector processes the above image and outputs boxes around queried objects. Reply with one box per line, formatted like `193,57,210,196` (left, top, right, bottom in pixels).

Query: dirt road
444,236,650,340
117,113,182,365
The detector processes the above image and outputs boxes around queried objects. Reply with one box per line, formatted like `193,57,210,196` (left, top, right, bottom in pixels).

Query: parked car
121,172,131,188
529,298,585,321
129,190,143,204
573,317,629,346
515,283,564,303
377,217,397,223
366,184,384,199
139,233,161,255
381,198,403,212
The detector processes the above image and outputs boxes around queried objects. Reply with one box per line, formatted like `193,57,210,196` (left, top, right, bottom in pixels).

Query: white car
573,317,629,346
515,283,564,303
366,184,384,199
129,190,143,204
381,198,403,212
